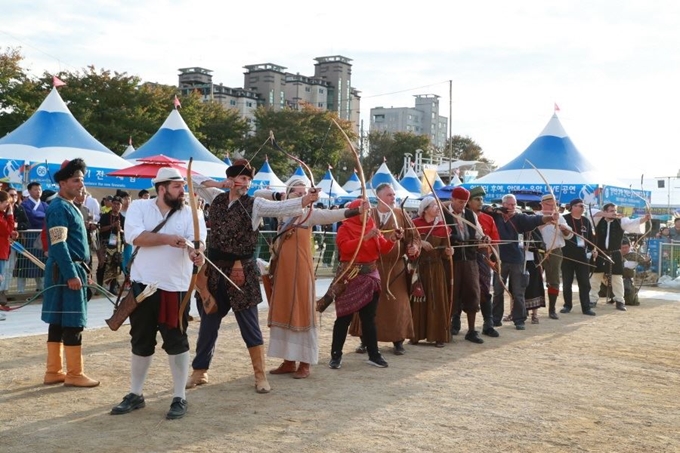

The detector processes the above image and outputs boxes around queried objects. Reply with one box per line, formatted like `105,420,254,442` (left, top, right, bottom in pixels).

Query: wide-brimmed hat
152,167,186,185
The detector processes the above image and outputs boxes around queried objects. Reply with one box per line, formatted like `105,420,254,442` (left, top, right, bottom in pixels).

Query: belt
208,249,254,262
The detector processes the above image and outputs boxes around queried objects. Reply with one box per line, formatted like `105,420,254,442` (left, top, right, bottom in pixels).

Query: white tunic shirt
125,199,207,292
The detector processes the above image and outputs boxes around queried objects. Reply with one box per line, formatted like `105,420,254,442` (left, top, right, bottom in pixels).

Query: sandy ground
1,288,680,453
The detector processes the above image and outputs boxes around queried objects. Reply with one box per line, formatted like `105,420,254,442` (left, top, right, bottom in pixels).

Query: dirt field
1,290,680,453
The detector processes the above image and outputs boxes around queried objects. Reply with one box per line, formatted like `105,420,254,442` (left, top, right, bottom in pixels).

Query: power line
0,29,81,74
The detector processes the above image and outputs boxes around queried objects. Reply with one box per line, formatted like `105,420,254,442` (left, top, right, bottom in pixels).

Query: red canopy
107,154,200,179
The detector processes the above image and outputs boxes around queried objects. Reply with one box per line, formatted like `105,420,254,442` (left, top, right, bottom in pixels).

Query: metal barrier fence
658,242,680,279
3,230,341,297
4,230,45,296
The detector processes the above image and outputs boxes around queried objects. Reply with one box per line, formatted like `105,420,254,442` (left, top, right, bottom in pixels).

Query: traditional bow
379,197,401,300
422,175,454,325
331,118,368,285
178,157,201,333
525,159,560,268
269,131,318,227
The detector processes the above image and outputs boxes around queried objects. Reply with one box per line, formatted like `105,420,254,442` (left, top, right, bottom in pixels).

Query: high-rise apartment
178,56,361,131
370,94,448,148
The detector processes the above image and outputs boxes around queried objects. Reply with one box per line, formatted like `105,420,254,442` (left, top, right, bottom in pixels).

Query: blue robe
41,197,91,327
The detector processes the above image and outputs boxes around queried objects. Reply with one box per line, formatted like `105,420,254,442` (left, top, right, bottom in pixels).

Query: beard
164,191,184,210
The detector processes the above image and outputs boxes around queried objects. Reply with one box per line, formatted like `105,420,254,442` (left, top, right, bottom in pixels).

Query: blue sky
2,0,679,180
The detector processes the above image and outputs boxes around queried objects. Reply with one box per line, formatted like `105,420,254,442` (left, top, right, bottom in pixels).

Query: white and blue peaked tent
317,168,349,198
124,109,228,180
248,159,286,195
0,88,133,189
464,114,649,208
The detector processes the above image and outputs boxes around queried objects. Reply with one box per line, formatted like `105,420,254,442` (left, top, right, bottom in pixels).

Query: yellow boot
247,345,271,394
185,369,208,389
44,342,66,385
64,345,100,388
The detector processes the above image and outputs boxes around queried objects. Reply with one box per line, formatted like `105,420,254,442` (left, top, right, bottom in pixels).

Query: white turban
286,177,307,196
418,197,437,217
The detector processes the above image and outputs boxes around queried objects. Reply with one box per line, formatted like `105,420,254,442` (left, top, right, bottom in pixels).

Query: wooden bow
178,157,201,333
269,131,317,227
525,159,560,268
377,195,401,300
331,118,368,285
422,175,454,325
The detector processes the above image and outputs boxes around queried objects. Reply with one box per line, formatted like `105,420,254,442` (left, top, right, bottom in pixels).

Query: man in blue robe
41,158,99,388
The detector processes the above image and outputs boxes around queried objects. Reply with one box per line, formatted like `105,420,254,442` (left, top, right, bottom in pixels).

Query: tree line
1,48,494,183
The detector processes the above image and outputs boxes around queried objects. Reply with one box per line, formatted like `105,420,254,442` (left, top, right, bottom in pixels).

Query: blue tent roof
0,88,135,189
367,162,411,195
285,165,310,185
342,171,361,192
125,109,227,179
248,159,286,195
464,114,648,208
399,167,422,195
317,169,349,198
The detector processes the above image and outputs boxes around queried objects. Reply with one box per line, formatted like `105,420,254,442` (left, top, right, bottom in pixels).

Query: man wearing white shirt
535,194,573,319
110,167,206,420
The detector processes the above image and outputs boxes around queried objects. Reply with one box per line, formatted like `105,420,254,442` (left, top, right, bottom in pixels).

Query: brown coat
350,208,421,342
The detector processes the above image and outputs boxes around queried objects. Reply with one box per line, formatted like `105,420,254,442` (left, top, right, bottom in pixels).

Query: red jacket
0,212,15,260
336,213,395,263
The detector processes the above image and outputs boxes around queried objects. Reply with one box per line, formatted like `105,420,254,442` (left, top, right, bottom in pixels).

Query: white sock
130,354,153,396
168,351,189,400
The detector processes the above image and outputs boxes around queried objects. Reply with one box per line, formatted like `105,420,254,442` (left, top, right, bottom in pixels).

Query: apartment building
370,94,448,149
178,55,361,130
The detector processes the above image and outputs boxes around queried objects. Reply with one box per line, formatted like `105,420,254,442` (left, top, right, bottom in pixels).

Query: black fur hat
54,158,87,182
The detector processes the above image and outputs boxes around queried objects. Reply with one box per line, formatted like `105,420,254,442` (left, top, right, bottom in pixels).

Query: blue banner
1,159,148,190
460,182,650,209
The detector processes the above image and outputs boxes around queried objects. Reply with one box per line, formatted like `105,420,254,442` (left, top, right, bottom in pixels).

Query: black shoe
393,341,405,356
329,356,342,369
355,344,367,354
482,326,500,338
493,320,503,327
560,307,571,314
616,302,627,311
515,324,526,331
450,317,461,336
607,299,615,305
465,330,484,344
166,397,187,420
590,301,598,308
549,312,559,320
111,393,145,415
583,310,596,316
367,354,389,368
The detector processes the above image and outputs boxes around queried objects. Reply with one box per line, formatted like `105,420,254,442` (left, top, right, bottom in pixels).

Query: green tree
365,131,432,178
0,47,43,135
243,105,357,182
443,135,496,177
190,97,250,158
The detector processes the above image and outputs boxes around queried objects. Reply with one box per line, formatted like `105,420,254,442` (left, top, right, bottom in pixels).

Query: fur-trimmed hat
226,159,255,179
54,158,86,182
